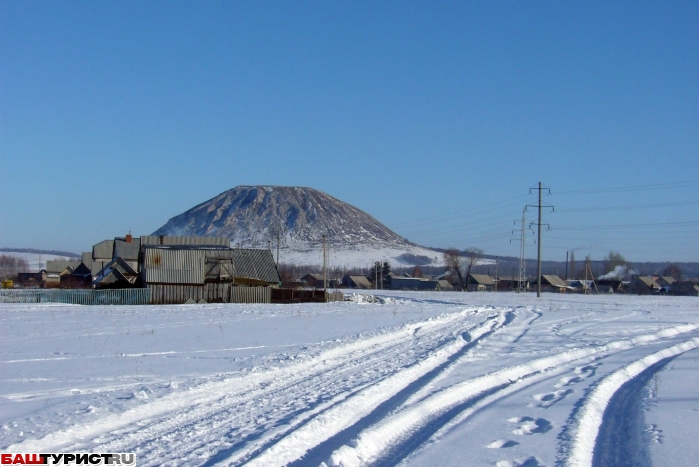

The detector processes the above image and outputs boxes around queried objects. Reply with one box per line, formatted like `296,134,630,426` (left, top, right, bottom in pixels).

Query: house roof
541,275,567,288
93,268,136,287
301,274,324,281
140,235,230,247
636,276,660,288
343,275,372,288
469,274,495,285
93,240,114,259
142,246,280,285
114,239,141,261
45,259,81,274
71,263,92,276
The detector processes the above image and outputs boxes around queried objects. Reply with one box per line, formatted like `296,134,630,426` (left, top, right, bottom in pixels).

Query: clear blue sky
1,1,697,262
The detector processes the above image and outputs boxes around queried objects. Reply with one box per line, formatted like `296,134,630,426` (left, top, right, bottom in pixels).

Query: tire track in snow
561,337,699,467
5,307,503,465
123,310,505,465
233,310,516,467
323,322,699,467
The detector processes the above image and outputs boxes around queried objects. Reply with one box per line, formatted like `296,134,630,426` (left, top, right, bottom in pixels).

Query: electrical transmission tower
527,182,554,298
511,207,534,293
518,208,527,293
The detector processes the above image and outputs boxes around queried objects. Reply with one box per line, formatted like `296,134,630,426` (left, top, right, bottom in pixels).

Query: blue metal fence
0,289,151,305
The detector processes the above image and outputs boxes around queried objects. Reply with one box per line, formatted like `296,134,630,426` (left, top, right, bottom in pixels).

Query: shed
17,271,47,288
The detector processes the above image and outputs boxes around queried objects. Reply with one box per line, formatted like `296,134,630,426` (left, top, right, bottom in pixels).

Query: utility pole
565,251,569,281
494,257,498,292
323,234,328,292
276,220,280,266
528,182,553,298
380,261,383,290
519,208,527,293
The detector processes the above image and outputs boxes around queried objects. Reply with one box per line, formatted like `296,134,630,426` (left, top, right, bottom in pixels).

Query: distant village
1,233,697,304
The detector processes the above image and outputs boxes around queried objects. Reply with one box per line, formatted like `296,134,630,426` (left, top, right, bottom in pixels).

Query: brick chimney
125,233,133,243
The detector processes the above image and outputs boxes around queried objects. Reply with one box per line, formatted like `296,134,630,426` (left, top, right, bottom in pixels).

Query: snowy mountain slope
152,186,445,267
2,293,699,466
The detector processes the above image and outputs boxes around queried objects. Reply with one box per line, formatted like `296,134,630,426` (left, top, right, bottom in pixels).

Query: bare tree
444,248,483,291
463,247,483,288
411,265,423,278
0,255,29,280
662,264,683,282
444,249,466,291
603,251,627,274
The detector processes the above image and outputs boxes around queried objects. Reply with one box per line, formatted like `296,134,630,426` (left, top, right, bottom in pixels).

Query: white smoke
597,265,637,281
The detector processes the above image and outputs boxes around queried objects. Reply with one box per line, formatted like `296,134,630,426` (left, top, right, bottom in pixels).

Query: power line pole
276,220,280,266
528,182,554,298
323,234,328,291
519,207,527,293
494,256,498,292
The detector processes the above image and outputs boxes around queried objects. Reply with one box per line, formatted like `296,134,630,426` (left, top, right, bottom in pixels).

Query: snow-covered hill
153,186,445,267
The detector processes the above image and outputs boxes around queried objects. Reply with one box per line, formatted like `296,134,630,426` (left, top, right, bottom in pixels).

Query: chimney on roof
125,233,133,243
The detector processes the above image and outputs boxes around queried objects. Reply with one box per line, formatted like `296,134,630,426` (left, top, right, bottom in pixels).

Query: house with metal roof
667,281,699,297
388,276,453,291
467,274,495,291
45,259,81,275
654,276,676,288
539,275,569,293
300,274,325,288
113,236,141,271
91,239,115,277
340,274,372,289
628,276,660,295
60,263,92,289
93,258,138,289
141,245,280,304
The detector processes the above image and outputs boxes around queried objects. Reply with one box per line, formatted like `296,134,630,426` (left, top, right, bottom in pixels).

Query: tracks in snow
7,307,515,467
324,323,699,467
562,337,699,467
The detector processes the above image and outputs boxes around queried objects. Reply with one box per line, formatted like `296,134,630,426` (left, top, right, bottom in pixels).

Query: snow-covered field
1,292,698,466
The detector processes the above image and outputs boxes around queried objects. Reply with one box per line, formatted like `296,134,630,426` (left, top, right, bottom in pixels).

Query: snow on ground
1,292,698,466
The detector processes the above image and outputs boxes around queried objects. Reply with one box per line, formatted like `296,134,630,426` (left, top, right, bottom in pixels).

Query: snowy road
2,292,699,466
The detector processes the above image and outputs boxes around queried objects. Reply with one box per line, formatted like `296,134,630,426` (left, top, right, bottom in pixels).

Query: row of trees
0,255,30,281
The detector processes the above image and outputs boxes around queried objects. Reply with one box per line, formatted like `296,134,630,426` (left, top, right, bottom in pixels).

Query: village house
538,275,568,293
340,274,372,289
628,276,660,295
467,274,495,292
